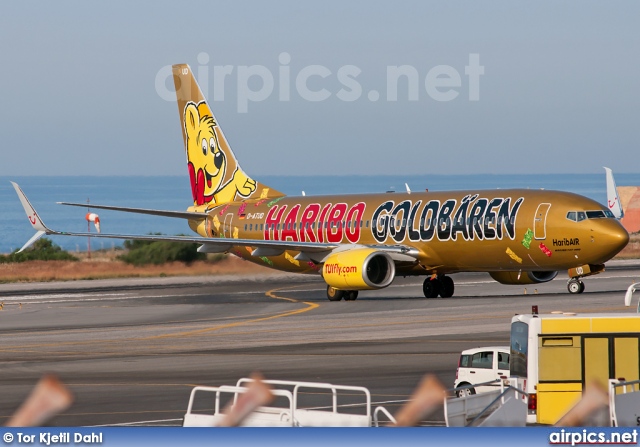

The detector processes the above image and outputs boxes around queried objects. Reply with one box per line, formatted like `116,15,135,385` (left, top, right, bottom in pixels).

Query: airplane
12,64,630,300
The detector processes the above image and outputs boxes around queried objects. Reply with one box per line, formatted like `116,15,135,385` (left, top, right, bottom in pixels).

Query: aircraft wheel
423,277,440,298
439,276,455,298
327,286,345,301
567,279,584,294
344,291,359,301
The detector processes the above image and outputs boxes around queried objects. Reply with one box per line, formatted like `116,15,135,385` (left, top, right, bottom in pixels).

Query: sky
1,1,639,177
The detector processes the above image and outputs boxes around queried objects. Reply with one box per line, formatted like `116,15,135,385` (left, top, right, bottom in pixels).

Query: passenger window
497,352,510,370
471,351,494,369
366,220,369,228
566,211,577,222
244,224,247,231
577,212,586,222
460,355,471,368
249,224,253,231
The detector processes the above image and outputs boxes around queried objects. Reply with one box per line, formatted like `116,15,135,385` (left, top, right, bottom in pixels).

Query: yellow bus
510,310,640,424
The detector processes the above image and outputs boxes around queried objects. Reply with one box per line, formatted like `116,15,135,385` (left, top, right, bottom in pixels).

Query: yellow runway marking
139,285,319,340
0,308,308,339
0,286,319,351
0,279,628,354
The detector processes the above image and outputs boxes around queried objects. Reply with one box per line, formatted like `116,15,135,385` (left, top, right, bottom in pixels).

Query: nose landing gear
566,264,605,294
567,278,585,294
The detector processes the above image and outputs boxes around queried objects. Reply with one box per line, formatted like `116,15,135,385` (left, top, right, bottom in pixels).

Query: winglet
604,167,624,219
11,182,53,252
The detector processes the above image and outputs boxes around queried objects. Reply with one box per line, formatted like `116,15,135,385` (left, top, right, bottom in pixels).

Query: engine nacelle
490,271,558,285
322,249,395,290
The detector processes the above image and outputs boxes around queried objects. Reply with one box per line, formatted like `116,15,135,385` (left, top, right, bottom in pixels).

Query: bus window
539,336,582,382
510,321,528,377
615,337,640,382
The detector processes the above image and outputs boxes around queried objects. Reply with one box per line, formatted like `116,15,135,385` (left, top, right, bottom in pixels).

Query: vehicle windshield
510,321,528,377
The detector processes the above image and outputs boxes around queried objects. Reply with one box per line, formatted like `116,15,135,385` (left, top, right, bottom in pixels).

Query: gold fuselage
189,189,629,276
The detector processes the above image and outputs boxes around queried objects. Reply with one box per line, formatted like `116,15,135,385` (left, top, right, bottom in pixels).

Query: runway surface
1,261,639,426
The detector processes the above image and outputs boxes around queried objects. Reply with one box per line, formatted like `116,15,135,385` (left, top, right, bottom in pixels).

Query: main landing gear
423,275,455,298
326,286,359,302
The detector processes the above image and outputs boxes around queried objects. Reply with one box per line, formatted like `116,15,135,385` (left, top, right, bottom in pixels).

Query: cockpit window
586,210,606,219
567,209,615,222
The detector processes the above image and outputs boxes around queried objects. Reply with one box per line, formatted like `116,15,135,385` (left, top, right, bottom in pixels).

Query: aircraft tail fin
604,167,624,219
11,182,52,252
172,64,284,207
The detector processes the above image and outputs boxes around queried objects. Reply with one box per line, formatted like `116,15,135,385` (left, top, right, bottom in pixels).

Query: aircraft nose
598,220,629,259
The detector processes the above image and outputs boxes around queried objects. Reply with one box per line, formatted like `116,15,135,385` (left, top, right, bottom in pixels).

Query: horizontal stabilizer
58,202,207,220
18,230,47,253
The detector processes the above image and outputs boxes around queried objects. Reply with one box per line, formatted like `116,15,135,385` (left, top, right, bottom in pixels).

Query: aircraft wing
12,182,419,262
57,202,205,220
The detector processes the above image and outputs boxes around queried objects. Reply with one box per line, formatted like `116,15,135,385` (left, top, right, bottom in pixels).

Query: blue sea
1,174,640,254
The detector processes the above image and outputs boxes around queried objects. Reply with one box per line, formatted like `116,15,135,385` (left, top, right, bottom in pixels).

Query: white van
453,346,510,397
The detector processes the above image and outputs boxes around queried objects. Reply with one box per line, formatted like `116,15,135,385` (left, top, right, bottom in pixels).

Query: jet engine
490,271,558,285
322,248,395,290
